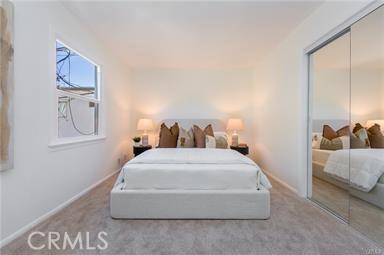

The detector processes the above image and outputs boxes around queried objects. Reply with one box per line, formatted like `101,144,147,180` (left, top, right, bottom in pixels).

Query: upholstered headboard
312,119,349,133
161,119,226,132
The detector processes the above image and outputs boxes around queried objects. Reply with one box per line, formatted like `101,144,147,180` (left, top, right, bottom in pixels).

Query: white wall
252,1,372,195
129,68,256,157
0,2,131,245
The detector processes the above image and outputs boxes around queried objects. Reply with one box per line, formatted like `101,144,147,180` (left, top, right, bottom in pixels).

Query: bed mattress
122,148,271,190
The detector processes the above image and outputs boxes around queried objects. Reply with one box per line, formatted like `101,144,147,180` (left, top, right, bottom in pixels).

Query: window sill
49,136,106,150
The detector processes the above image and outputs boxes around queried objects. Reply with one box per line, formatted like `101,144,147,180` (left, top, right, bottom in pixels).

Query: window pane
56,41,98,98
58,96,99,138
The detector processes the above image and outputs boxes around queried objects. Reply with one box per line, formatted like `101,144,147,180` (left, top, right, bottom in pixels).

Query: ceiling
64,1,323,69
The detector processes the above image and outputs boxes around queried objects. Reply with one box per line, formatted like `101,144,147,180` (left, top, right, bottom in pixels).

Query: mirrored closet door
309,4,384,246
309,31,351,220
350,5,384,247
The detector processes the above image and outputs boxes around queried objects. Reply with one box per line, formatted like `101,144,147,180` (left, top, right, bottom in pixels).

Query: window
55,40,101,140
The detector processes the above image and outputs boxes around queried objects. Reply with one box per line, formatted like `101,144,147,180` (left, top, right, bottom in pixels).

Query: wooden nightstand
133,145,152,157
230,145,249,155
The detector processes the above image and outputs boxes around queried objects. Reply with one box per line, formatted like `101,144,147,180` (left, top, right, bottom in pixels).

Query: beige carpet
1,174,381,255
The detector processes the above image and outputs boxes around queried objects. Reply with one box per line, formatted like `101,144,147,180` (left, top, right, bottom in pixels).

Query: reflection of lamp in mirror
366,120,384,131
226,119,244,146
137,119,154,146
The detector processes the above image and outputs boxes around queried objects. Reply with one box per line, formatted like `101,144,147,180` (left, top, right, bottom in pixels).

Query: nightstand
230,145,249,155
133,145,152,157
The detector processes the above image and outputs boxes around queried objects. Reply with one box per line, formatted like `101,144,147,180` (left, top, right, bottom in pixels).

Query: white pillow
177,127,194,148
206,135,217,148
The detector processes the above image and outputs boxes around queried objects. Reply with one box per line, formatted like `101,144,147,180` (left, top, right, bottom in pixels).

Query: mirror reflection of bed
311,121,384,227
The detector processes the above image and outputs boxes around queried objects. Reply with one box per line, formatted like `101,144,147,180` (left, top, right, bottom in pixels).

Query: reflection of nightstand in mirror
133,145,152,157
230,144,249,155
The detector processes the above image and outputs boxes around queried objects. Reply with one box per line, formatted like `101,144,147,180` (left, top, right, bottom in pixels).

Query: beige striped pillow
320,137,343,150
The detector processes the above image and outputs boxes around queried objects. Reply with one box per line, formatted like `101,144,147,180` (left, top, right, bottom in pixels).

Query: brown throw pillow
322,125,349,140
193,124,214,148
336,126,350,137
367,124,384,148
322,125,338,140
368,124,382,135
158,123,179,148
204,124,214,136
352,123,364,133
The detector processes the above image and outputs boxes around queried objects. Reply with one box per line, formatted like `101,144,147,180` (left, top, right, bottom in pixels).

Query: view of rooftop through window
56,41,98,98
55,40,100,138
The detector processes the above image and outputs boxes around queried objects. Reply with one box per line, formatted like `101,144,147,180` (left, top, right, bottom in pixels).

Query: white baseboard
262,169,298,195
0,169,120,249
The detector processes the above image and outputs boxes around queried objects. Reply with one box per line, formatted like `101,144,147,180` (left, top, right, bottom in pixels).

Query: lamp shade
366,119,384,130
137,119,154,131
226,119,244,131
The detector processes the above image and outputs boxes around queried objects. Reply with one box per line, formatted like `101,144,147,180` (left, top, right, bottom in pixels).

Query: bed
110,119,271,219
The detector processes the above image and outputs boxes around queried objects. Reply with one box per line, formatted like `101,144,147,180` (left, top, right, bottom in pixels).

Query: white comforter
324,149,384,192
122,148,272,190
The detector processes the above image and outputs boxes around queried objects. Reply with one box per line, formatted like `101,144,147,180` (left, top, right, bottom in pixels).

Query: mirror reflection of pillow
320,137,343,150
312,133,322,149
350,133,366,149
322,125,349,140
205,135,217,148
339,136,350,149
352,123,370,148
367,124,384,148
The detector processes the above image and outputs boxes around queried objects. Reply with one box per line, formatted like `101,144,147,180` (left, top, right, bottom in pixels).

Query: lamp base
231,134,239,146
142,134,149,146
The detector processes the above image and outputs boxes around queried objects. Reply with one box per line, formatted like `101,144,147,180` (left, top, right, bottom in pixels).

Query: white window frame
49,30,105,148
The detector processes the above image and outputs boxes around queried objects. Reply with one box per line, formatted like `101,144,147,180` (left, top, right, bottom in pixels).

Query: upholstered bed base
110,172,270,219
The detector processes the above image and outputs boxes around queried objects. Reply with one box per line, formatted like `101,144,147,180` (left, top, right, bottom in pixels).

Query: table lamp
226,118,244,146
137,119,154,146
